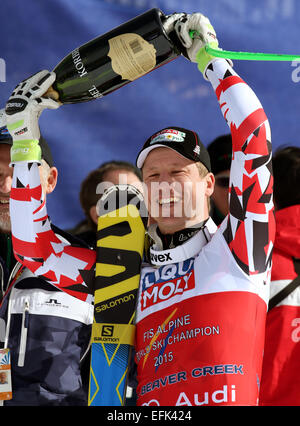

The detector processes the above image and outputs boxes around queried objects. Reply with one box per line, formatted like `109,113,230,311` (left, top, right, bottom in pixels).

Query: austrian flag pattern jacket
0,228,94,406
135,59,275,406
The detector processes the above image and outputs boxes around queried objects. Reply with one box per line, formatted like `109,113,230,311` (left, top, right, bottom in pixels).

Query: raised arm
175,14,275,277
207,59,274,277
6,71,95,301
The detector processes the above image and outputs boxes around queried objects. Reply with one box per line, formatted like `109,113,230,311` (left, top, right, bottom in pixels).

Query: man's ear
45,167,58,194
205,172,215,197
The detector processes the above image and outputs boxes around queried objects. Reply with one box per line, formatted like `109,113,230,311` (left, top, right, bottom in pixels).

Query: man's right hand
174,13,221,77
5,70,59,164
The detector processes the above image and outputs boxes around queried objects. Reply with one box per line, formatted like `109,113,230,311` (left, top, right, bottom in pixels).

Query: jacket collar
149,218,217,266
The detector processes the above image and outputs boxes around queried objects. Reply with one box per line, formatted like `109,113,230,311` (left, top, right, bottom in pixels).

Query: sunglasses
215,176,230,188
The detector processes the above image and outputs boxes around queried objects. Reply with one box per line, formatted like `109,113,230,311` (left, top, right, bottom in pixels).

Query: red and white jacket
259,205,300,406
9,58,275,406
134,59,275,406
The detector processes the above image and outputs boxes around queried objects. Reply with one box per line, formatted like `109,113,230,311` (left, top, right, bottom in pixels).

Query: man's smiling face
142,147,214,234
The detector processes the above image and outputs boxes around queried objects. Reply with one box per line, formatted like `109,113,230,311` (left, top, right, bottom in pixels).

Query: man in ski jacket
0,112,93,406
5,13,274,406
134,13,274,406
259,146,300,405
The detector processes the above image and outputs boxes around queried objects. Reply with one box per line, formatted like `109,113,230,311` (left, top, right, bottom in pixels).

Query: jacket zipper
18,299,29,367
80,340,91,364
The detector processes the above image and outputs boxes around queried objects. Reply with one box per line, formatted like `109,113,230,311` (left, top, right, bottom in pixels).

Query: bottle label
108,33,156,81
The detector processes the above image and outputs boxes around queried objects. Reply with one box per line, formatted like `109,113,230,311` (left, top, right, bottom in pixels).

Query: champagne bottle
47,8,183,104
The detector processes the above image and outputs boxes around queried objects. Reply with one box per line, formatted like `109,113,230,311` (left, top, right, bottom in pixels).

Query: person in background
259,145,300,406
0,109,93,406
207,134,232,225
70,161,142,248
